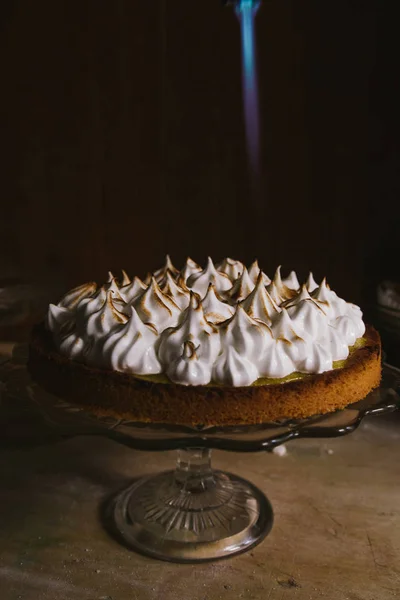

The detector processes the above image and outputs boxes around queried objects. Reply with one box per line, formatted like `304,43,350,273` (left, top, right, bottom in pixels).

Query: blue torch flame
236,0,261,190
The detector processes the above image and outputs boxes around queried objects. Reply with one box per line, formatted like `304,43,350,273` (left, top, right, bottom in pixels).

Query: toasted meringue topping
158,292,220,373
283,284,312,308
219,306,272,368
46,304,74,338
179,257,202,284
143,272,152,285
101,308,161,374
216,257,244,281
306,272,319,293
59,332,87,361
265,281,284,305
75,286,108,324
201,284,234,324
226,267,255,303
286,298,328,340
333,315,364,347
121,270,131,286
153,255,179,281
282,270,300,291
48,257,367,386
58,282,97,310
270,266,297,301
240,273,280,323
105,277,126,302
86,292,128,341
247,260,271,285
187,257,232,296
160,270,190,310
270,308,304,343
133,277,181,329
120,276,147,303
311,279,348,319
213,346,259,386
166,340,213,386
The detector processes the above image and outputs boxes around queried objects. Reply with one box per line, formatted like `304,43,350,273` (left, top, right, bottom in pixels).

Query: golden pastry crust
28,324,381,426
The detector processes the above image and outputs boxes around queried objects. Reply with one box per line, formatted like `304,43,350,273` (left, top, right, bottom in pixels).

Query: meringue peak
158,286,220,371
121,269,131,286
160,270,190,310
271,308,303,343
59,282,97,310
222,304,272,337
47,303,74,337
240,274,280,323
213,346,259,387
86,291,128,341
129,305,158,335
101,305,161,375
201,283,234,324
133,276,181,328
282,270,300,291
154,255,179,281
105,291,128,323
187,256,232,296
272,266,297,300
227,267,255,302
180,290,214,333
266,280,283,305
306,272,319,293
216,257,244,281
106,277,125,301
312,278,331,305
283,283,312,308
248,260,271,285
120,276,147,303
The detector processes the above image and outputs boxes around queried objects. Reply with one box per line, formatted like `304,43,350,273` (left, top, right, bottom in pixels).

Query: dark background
1,0,399,311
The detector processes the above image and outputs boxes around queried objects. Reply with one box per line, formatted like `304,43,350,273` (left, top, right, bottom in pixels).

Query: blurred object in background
377,280,400,310
376,279,400,368
0,279,64,344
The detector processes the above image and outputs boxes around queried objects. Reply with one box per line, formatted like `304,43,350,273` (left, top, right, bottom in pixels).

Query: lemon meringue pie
29,256,381,425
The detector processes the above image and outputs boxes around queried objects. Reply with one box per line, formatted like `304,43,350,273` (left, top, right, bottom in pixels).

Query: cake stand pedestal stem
174,448,215,493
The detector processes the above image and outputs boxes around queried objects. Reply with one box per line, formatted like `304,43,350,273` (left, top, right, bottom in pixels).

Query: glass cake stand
2,347,400,563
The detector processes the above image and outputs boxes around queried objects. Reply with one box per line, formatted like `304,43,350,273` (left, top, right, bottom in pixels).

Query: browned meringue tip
155,254,179,278
248,259,259,270
143,272,152,285
300,282,309,294
161,268,185,290
121,269,131,286
205,282,216,294
149,275,159,288
255,270,264,287
105,290,128,323
186,256,201,268
206,256,214,269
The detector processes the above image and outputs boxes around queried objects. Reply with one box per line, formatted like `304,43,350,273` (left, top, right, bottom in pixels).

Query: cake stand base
112,448,273,563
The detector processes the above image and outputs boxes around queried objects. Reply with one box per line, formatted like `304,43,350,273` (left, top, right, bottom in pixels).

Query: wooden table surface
1,348,400,600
